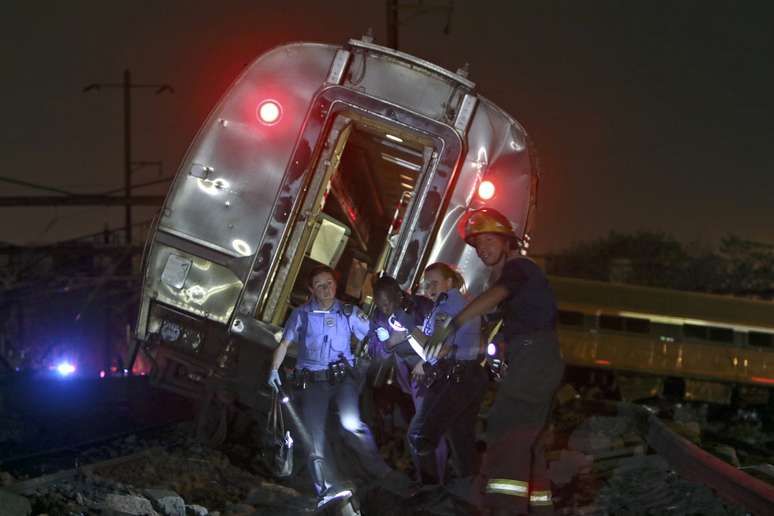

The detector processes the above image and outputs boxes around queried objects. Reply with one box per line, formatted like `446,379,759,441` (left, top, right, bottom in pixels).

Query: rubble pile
12,430,317,515
545,399,769,515
590,455,748,516
2,392,772,515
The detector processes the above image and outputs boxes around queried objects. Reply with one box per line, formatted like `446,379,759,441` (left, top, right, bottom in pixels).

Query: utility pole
83,70,173,245
386,0,454,51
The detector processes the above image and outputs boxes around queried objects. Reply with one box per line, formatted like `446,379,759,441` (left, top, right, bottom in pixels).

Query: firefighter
406,262,487,486
268,264,391,509
370,275,447,481
425,208,565,515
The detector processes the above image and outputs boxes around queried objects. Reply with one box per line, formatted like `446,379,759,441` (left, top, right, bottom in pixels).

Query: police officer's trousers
295,376,391,495
407,360,488,485
482,333,564,514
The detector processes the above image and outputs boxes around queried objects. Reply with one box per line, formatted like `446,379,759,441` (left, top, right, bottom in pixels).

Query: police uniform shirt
282,299,370,371
495,257,557,342
423,289,481,361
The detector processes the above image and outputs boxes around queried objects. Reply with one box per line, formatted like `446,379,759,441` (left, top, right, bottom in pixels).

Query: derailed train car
132,36,537,435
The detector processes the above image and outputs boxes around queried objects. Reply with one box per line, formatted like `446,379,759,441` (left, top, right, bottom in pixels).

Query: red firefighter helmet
459,208,519,246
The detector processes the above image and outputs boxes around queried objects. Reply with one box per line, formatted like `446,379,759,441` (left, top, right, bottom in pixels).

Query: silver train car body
135,37,536,405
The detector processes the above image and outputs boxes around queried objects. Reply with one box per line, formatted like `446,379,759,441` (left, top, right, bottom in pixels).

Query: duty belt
292,356,352,389
291,368,329,390
422,359,473,388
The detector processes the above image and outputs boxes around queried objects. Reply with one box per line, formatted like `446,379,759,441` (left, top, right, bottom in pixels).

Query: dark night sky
2,1,773,253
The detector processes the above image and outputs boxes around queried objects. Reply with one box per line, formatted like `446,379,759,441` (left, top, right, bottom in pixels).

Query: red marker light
257,99,282,125
478,180,495,200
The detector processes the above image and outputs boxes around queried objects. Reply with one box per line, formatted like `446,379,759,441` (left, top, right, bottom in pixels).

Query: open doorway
262,113,438,325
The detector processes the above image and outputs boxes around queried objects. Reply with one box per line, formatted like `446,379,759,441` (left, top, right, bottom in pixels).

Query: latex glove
268,369,281,392
375,327,390,342
424,319,457,362
411,361,426,379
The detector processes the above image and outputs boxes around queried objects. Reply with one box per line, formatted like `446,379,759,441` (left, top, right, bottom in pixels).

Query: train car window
749,331,774,348
708,327,734,343
683,324,707,340
624,317,651,334
599,315,624,331
558,310,584,326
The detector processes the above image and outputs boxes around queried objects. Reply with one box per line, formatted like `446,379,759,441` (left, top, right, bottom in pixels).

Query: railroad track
553,400,774,515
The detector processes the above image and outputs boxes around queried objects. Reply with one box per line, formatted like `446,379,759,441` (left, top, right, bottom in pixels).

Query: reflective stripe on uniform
529,490,553,506
484,478,529,497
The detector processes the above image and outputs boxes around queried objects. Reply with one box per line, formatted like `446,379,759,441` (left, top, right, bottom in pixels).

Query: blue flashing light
56,362,76,376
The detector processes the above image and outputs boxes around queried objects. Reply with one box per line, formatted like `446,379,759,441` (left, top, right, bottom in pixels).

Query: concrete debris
555,383,580,405
1,471,16,486
144,488,186,516
103,493,160,515
0,488,32,516
5,398,769,516
568,416,636,453
673,403,708,425
711,445,741,468
548,449,592,486
590,455,748,516
222,502,256,515
667,420,702,444
185,504,209,516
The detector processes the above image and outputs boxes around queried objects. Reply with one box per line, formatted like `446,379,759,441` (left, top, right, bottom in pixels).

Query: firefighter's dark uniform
282,299,391,496
407,288,488,485
482,257,564,514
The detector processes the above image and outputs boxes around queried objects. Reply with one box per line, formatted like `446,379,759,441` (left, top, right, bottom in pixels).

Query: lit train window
558,310,584,326
749,332,774,348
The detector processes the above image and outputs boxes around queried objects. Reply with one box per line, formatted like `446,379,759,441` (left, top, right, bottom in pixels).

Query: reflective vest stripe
529,490,553,506
484,478,529,497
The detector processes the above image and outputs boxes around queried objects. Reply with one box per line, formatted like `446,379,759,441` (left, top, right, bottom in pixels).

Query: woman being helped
406,262,488,486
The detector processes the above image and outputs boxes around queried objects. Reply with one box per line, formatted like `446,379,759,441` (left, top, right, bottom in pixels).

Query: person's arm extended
271,339,291,371
268,339,291,391
425,285,510,360
451,284,510,329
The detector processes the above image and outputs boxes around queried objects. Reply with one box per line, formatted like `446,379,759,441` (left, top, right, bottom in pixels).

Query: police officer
425,209,564,515
406,263,487,486
268,265,391,509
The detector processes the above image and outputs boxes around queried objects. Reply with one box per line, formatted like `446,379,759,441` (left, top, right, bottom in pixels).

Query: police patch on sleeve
357,310,368,322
